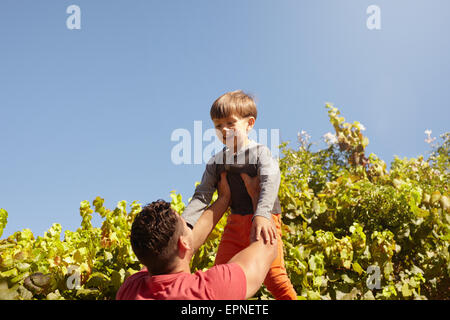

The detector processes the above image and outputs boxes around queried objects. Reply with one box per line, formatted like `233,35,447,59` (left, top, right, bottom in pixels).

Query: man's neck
155,258,191,276
170,262,191,274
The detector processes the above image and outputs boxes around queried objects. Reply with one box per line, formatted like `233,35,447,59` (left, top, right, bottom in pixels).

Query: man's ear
178,234,192,253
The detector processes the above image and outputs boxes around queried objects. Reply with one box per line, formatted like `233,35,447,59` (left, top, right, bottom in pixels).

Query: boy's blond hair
210,90,257,120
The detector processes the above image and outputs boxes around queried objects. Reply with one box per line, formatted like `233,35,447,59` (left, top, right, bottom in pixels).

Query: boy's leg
263,214,298,300
214,214,251,265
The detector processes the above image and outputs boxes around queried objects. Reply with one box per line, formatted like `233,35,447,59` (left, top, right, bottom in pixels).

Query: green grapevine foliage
1,105,448,300
0,198,142,300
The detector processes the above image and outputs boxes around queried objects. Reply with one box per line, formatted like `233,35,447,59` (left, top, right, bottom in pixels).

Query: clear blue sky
1,0,449,238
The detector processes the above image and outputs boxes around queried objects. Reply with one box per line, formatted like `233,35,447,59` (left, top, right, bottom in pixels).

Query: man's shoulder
115,269,149,300
122,269,149,284
195,263,247,299
198,262,244,277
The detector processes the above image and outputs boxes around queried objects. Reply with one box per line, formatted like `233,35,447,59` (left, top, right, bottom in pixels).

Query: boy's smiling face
213,114,255,152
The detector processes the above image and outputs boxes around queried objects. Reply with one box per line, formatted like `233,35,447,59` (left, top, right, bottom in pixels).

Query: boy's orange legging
214,213,297,300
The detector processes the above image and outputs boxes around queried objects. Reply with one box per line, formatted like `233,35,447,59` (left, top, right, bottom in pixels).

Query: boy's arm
181,161,218,229
254,146,281,220
244,146,280,244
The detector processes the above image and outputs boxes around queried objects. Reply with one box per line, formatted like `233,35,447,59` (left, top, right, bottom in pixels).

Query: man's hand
217,171,231,206
240,173,260,212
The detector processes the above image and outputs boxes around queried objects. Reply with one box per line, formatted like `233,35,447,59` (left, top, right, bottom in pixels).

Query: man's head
210,90,257,151
130,200,193,275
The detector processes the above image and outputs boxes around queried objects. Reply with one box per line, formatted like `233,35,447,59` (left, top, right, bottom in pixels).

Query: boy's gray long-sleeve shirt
182,140,281,228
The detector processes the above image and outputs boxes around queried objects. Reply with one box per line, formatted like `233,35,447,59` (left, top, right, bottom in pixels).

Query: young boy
182,90,297,300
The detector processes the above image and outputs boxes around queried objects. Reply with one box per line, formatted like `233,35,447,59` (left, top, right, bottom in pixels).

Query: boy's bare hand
250,216,277,244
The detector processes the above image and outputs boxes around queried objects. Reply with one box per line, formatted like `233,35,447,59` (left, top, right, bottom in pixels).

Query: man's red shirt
116,263,246,300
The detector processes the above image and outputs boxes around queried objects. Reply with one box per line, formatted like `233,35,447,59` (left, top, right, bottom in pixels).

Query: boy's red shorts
214,213,297,300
